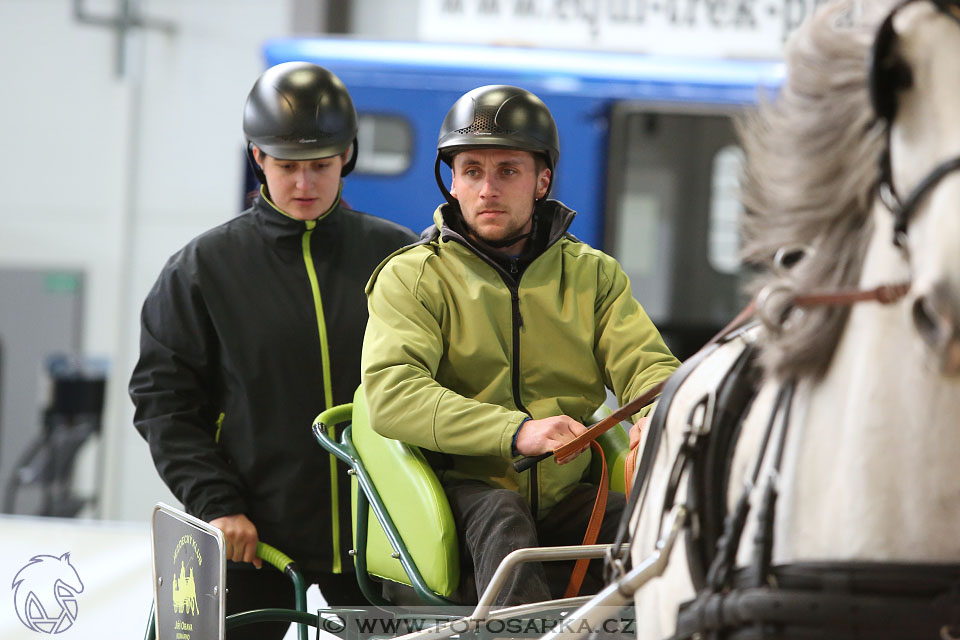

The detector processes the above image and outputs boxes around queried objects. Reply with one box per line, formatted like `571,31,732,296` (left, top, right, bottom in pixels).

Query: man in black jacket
130,62,416,639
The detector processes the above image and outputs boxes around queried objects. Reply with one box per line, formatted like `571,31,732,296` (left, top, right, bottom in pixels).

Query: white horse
627,0,960,637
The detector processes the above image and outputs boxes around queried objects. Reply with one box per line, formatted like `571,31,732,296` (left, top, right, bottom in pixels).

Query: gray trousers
444,481,627,606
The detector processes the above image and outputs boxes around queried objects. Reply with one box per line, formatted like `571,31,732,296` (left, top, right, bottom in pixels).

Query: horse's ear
868,6,914,123
59,552,71,562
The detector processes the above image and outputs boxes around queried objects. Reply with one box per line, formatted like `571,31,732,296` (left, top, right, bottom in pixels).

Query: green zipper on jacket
214,412,225,443
265,187,345,573
302,219,342,574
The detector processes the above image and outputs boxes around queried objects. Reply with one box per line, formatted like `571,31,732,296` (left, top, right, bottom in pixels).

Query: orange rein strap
563,440,608,598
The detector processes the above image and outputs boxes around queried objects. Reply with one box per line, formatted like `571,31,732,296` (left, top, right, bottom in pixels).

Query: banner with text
419,0,833,59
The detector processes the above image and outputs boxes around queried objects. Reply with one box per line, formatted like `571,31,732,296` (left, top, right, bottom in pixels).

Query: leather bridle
870,0,960,247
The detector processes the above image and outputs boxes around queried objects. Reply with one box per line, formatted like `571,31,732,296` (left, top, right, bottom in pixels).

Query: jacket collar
251,185,342,244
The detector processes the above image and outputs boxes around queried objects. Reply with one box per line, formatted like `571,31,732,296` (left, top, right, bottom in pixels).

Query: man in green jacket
362,85,679,606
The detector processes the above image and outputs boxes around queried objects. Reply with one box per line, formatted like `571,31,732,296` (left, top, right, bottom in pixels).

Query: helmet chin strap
340,137,358,177
246,143,271,200
434,155,460,209
480,229,533,250
246,143,267,181
466,199,542,253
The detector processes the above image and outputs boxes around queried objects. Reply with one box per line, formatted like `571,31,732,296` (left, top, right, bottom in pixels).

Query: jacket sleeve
362,254,527,459
129,257,247,521
593,257,680,418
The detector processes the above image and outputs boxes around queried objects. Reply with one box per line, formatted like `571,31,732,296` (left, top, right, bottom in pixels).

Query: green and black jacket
130,192,416,574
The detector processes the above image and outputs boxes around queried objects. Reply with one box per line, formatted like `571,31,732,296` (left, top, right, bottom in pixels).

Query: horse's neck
772,205,960,563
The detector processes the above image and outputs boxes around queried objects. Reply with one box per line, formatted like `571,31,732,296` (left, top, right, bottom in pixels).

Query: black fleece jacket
130,194,416,573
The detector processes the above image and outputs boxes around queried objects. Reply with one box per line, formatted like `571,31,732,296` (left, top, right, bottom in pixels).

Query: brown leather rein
514,279,912,469
792,281,910,307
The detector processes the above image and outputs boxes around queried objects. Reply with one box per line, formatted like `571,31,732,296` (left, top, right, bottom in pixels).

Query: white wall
349,0,418,39
0,0,295,524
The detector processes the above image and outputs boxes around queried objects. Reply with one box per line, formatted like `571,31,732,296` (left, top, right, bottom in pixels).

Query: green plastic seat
349,386,460,600
314,388,458,606
312,387,631,607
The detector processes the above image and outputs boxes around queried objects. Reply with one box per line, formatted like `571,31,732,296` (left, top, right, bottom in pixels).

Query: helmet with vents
437,85,559,169
435,85,559,203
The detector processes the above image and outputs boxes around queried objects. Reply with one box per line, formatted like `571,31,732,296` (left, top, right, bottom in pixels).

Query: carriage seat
348,385,460,602
313,386,632,606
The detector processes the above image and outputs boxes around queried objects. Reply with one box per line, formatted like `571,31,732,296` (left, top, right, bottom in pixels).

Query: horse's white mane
739,0,898,379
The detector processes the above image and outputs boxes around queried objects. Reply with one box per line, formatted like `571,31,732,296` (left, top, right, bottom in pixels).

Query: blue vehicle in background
258,39,783,358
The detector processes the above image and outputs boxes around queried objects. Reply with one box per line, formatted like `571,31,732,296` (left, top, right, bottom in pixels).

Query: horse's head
871,0,960,374
739,0,960,378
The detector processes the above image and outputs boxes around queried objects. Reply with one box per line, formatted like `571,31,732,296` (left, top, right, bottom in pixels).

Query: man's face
450,149,551,252
253,147,346,221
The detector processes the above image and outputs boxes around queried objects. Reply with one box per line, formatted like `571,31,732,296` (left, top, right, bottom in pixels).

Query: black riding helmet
243,61,358,184
435,85,560,207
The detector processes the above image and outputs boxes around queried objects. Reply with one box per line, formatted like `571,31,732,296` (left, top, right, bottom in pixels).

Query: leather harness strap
553,382,665,464
793,281,910,306
563,440,608,598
